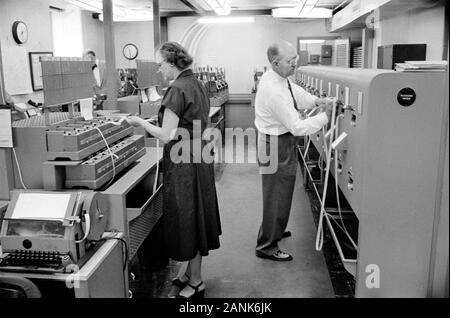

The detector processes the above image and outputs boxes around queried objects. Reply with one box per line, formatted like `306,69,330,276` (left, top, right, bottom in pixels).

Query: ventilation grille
352,46,363,68
128,190,163,260
336,44,349,68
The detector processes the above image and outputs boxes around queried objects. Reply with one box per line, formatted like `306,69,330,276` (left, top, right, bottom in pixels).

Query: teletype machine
0,190,108,273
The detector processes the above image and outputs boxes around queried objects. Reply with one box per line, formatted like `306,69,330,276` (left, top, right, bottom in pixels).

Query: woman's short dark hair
157,42,193,70
84,50,96,57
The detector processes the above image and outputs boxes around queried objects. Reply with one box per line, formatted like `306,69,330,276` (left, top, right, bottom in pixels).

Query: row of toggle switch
297,73,364,115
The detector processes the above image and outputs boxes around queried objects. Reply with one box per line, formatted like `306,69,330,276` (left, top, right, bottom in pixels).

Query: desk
0,232,127,298
103,147,163,259
103,147,164,294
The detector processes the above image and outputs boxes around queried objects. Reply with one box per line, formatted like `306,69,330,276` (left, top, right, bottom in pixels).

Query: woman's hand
126,115,145,127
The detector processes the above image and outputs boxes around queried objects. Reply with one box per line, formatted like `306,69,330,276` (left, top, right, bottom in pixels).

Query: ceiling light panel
198,16,255,23
193,0,232,15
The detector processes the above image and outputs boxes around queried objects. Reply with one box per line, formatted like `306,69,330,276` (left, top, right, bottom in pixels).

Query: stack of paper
395,61,447,72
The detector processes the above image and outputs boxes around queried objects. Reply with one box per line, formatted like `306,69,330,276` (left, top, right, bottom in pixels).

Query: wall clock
12,21,28,44
123,43,138,60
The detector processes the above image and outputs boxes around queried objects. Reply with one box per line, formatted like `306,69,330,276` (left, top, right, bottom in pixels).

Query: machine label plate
397,88,416,107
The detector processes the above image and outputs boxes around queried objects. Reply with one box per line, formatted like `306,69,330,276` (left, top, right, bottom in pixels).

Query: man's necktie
287,79,299,111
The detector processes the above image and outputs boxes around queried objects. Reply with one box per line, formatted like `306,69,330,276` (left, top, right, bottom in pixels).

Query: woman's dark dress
158,69,221,261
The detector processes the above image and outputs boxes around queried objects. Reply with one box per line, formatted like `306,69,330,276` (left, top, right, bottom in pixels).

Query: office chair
0,275,42,298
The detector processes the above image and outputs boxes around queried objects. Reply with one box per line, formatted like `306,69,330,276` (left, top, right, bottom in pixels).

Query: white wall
372,5,446,68
0,0,53,103
114,21,155,68
81,11,104,60
168,16,336,94
80,12,155,69
51,5,83,57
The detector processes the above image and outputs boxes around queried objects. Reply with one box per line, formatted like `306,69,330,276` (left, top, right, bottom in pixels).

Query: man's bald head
267,41,296,64
267,41,298,78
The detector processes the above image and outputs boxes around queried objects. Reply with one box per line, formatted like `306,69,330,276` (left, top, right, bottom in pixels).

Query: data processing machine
296,66,448,297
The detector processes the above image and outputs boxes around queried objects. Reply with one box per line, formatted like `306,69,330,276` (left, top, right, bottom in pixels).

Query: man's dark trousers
256,132,299,256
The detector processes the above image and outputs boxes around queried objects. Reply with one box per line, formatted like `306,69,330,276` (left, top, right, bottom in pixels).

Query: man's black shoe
255,250,293,262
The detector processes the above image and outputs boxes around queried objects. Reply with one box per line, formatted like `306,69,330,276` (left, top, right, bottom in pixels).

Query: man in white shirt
83,50,106,95
255,41,332,262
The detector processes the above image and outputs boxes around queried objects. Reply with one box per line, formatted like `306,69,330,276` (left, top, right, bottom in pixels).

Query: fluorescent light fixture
197,16,255,24
272,0,330,19
272,7,332,18
203,0,231,16
66,0,102,12
99,10,153,21
67,0,127,17
300,39,326,44
302,0,319,14
272,8,300,18
304,8,332,18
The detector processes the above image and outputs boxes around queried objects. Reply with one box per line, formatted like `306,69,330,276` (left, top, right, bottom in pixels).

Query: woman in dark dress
126,42,221,298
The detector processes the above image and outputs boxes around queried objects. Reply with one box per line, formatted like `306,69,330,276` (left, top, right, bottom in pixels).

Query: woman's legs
174,261,189,282
187,252,202,285
178,252,204,297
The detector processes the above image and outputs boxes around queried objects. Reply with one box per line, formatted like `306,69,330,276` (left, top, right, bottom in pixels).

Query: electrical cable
153,138,160,193
333,115,357,249
302,153,355,246
318,153,326,171
91,235,129,271
322,125,329,159
74,192,92,244
315,101,357,251
110,116,160,193
304,134,311,158
315,98,338,251
94,126,117,189
90,229,128,269
12,148,28,189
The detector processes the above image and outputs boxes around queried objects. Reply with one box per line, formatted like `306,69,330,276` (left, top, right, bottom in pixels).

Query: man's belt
263,131,294,138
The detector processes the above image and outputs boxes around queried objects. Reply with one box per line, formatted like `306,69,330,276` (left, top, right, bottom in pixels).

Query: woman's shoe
176,281,205,299
172,273,190,288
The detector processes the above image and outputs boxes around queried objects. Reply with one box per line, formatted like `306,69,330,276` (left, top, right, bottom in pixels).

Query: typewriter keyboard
0,250,68,272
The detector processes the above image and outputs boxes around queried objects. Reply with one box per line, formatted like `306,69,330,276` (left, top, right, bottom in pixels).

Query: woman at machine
126,42,221,299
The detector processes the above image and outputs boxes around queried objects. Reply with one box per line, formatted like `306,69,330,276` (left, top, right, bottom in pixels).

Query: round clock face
12,21,28,44
123,43,138,60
